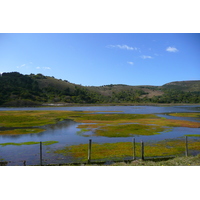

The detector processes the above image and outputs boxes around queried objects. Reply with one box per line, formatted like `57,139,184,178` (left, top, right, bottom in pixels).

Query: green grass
0,111,200,137
169,113,200,118
0,110,85,128
77,123,166,137
94,123,166,137
54,139,200,163
0,110,85,134
0,141,58,147
184,134,200,137
71,113,159,122
0,128,45,135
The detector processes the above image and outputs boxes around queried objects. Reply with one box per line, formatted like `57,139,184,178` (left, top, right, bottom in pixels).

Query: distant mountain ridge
0,72,199,106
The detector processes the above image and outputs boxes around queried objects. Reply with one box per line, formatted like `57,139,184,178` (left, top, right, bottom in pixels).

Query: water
1,105,200,114
0,105,200,165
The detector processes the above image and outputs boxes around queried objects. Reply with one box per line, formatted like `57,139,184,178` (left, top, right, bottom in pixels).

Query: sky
0,33,199,86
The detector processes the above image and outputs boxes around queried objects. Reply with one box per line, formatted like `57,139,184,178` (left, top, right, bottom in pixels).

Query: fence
1,136,198,166
87,136,192,164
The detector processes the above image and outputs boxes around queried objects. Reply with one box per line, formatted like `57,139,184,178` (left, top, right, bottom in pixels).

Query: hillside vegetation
0,72,200,106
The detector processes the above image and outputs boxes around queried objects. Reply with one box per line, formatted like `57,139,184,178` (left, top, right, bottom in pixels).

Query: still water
0,105,200,165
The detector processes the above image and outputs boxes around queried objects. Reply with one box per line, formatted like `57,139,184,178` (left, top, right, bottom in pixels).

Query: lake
0,105,200,165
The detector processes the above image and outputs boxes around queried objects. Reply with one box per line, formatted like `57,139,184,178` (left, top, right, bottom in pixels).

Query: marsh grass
184,134,200,137
71,113,158,122
75,113,200,137
0,141,58,147
0,128,45,135
1,111,200,137
0,110,84,134
169,113,200,118
94,123,165,137
54,139,200,162
0,110,86,128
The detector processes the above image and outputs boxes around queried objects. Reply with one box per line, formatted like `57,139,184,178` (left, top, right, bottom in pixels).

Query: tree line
0,72,199,106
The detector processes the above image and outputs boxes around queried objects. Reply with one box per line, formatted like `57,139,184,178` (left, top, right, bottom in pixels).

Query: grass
0,110,82,127
77,123,166,137
0,110,85,134
75,112,200,137
184,134,200,137
70,113,159,123
169,112,200,118
54,138,200,163
0,141,58,147
94,123,166,137
0,128,45,135
0,111,200,136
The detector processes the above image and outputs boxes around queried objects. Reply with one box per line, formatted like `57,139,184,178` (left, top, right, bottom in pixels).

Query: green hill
0,72,199,106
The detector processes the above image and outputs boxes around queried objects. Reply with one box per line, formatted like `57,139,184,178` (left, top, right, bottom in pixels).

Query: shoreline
1,103,200,108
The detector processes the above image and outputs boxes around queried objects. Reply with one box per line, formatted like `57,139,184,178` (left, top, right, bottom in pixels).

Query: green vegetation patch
71,113,158,123
0,128,45,135
94,124,166,137
184,134,200,137
169,112,200,118
76,112,200,137
0,110,82,127
0,141,58,147
132,118,200,128
54,139,200,162
1,111,200,138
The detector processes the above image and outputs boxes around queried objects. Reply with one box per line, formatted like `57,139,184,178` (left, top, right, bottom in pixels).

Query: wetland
0,105,200,165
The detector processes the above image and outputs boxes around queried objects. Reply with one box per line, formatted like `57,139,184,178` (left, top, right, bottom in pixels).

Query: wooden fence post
141,141,144,160
185,136,188,157
133,137,136,160
88,139,92,164
40,141,43,166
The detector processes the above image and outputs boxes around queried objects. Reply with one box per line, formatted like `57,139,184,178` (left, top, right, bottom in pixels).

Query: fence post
133,137,136,160
141,141,144,160
88,139,92,164
185,136,188,157
40,141,43,166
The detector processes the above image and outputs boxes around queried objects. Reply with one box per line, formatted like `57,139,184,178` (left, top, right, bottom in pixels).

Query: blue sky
0,33,199,86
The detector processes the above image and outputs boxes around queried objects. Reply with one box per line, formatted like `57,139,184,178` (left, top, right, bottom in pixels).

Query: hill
0,72,200,106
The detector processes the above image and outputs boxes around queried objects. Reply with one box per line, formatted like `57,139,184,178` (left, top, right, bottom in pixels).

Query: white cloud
166,46,179,53
141,55,153,59
127,61,134,65
107,44,137,50
43,67,51,70
36,66,51,70
17,64,26,68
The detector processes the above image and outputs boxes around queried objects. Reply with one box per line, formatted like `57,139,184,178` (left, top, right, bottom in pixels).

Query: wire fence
0,136,200,166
